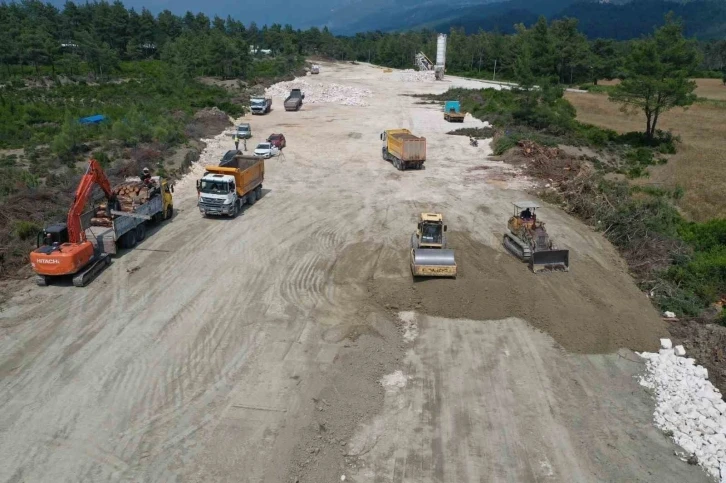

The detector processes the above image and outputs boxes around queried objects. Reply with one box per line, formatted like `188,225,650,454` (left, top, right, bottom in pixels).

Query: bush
574,122,617,146
93,150,112,167
13,220,41,240
0,168,40,198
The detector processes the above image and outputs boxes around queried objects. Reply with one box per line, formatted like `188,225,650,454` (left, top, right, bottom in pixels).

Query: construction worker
234,134,239,151
140,167,152,183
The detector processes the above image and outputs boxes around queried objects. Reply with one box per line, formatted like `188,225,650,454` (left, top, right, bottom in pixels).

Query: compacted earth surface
0,62,711,482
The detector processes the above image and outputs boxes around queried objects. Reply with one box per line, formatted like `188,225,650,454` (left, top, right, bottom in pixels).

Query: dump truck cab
197,173,238,216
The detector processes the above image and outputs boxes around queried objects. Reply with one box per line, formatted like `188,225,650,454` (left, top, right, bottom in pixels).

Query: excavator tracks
72,254,111,287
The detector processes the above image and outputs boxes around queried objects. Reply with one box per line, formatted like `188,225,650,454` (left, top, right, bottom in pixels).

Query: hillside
330,0,726,39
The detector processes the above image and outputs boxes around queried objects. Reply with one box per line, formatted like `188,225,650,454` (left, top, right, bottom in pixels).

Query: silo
435,34,447,80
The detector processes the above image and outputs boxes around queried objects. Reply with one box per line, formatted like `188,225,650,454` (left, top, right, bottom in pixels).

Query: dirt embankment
499,139,726,395
668,320,726,396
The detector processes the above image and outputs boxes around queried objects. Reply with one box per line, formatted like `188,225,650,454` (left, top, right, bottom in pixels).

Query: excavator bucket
411,248,457,278
530,249,570,273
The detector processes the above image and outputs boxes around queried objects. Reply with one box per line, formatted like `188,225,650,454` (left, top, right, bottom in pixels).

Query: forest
1,0,726,85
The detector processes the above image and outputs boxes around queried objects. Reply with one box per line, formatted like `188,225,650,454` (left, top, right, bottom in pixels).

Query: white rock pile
638,340,726,482
265,79,372,106
394,69,436,82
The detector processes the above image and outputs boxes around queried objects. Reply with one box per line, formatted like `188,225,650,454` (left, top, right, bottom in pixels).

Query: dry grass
596,78,726,101
565,90,726,221
694,78,726,101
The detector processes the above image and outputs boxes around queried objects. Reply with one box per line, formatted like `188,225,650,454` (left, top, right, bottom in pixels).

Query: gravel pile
394,70,436,82
638,341,726,482
265,79,372,106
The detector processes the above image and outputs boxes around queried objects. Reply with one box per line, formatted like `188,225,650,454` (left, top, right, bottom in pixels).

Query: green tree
590,38,618,84
551,18,590,84
609,15,700,141
52,113,83,160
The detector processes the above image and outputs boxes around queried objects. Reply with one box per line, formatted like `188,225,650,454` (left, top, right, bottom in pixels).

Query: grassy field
565,85,726,221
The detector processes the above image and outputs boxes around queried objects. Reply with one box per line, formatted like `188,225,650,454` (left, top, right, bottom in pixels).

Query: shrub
13,220,41,240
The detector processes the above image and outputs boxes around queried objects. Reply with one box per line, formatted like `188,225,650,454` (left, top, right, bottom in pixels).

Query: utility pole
493,59,497,81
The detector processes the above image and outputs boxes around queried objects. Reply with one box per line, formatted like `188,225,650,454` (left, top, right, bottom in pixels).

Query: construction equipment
284,89,305,111
503,202,570,273
443,101,465,122
410,213,457,278
197,155,264,217
380,129,426,170
30,159,116,287
415,52,434,72
85,176,174,253
250,97,272,115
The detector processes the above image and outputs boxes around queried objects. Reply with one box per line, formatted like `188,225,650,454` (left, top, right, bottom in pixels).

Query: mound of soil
366,232,666,354
185,107,231,139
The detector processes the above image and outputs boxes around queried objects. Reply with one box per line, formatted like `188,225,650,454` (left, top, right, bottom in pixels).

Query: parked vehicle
250,97,272,115
254,142,280,158
85,177,174,255
311,64,320,74
380,129,426,170
284,89,305,111
235,124,252,139
267,133,286,149
196,155,264,217
443,100,465,122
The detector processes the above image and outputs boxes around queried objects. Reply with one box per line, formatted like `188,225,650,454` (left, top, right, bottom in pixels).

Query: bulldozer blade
530,249,569,273
411,248,457,278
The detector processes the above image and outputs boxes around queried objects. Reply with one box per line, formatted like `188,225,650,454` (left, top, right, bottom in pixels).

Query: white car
254,142,279,158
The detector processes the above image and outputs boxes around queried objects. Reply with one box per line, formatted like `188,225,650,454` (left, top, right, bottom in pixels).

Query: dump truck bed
207,155,264,197
387,132,426,161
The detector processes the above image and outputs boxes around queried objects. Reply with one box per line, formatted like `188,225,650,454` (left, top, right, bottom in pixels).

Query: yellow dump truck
380,129,426,170
196,155,264,217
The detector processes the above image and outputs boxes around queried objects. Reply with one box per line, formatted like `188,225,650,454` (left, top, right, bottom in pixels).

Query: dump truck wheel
248,191,257,205
255,185,262,199
135,224,146,242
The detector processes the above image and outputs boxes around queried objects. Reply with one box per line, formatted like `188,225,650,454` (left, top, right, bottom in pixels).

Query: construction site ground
0,62,711,482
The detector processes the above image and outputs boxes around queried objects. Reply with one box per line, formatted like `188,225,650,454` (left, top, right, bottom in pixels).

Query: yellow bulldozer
410,213,457,278
503,202,570,273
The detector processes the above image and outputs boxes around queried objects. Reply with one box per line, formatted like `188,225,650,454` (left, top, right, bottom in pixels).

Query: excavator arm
67,159,115,243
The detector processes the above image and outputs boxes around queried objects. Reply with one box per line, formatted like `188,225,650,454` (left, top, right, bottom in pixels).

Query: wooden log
90,217,113,227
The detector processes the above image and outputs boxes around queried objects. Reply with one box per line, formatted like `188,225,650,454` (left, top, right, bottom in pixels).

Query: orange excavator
30,159,118,287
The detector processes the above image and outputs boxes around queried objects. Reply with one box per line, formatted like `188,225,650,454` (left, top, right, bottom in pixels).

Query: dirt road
0,62,708,482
